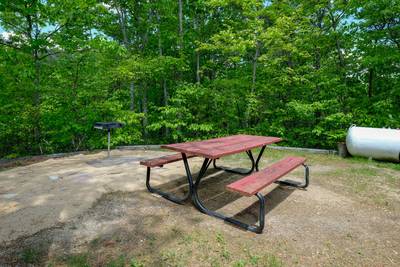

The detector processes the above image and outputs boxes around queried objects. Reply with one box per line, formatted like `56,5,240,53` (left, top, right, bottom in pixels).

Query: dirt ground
0,149,399,266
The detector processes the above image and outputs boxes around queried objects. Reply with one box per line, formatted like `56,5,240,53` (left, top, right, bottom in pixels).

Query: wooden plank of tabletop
161,134,282,159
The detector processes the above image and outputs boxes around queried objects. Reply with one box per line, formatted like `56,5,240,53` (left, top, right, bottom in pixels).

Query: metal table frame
146,144,269,232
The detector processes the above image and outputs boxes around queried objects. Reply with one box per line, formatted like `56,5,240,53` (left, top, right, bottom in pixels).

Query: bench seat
226,156,306,196
140,153,196,168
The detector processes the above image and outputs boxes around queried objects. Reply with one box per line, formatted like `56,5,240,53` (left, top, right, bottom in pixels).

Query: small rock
1,193,17,199
49,175,61,181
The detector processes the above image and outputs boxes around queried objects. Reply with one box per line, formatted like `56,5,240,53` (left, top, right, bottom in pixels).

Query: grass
20,248,40,264
56,253,145,267
130,258,145,267
65,253,90,267
229,148,399,209
154,229,283,267
105,255,126,267
318,160,399,209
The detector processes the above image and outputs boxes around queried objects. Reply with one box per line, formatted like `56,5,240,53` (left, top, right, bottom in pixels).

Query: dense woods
0,0,399,158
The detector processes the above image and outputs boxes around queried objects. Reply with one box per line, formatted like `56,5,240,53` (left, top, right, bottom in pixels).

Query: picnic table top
161,134,282,159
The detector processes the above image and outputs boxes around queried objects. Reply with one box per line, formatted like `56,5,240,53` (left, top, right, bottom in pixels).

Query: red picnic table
140,134,309,233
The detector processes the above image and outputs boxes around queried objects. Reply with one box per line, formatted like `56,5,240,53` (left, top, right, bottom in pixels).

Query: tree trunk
129,82,135,111
312,8,325,97
194,14,200,84
178,0,183,50
142,83,148,138
314,46,321,95
368,68,373,99
156,10,168,106
329,12,345,69
116,3,135,111
33,51,42,153
335,38,345,68
117,6,129,46
196,51,200,84
156,10,169,137
251,41,260,93
28,10,42,154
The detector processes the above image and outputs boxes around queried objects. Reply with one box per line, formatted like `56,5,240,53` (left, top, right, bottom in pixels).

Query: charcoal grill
94,122,124,157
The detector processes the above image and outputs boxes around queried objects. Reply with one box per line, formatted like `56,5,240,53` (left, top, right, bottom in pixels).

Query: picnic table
140,134,309,233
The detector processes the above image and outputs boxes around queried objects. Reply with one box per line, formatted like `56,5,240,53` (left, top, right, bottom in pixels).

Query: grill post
94,122,124,158
107,129,111,158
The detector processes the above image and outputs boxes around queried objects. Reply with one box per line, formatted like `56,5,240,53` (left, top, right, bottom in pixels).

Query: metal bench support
182,155,266,233
275,164,309,189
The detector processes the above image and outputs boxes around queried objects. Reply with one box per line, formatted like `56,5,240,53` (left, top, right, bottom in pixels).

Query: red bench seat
226,156,306,196
140,153,196,168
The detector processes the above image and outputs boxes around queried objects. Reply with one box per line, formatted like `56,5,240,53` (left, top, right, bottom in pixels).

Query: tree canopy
0,0,399,158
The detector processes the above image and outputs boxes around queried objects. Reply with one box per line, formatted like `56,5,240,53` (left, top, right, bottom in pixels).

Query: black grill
94,122,124,157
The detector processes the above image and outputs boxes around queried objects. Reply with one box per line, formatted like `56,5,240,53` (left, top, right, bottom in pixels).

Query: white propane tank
346,126,400,162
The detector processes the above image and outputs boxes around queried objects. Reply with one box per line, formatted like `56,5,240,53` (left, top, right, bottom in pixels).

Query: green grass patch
20,248,40,264
105,255,126,267
65,253,90,267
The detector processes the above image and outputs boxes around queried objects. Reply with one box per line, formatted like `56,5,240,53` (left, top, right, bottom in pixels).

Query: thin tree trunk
175,0,184,136
196,51,200,84
312,9,325,97
194,14,200,84
314,46,321,94
71,57,85,151
116,3,135,111
156,10,168,106
335,38,345,68
117,6,129,46
251,41,260,93
140,9,154,140
178,0,183,50
27,9,42,154
163,80,169,106
368,68,373,99
33,51,42,153
156,10,169,137
129,82,135,111
329,11,345,69
142,83,148,138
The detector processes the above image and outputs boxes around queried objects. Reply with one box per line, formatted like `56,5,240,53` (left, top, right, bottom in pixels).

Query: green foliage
0,0,399,158
148,83,215,141
105,255,126,267
130,257,145,267
19,248,40,264
65,253,90,267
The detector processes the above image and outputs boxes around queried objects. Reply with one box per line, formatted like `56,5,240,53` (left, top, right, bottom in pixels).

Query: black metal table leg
213,145,267,174
254,145,266,171
145,167,193,204
146,157,205,204
145,156,212,205
182,154,266,233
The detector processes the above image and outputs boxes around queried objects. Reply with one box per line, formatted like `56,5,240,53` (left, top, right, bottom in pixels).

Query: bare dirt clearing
0,149,399,266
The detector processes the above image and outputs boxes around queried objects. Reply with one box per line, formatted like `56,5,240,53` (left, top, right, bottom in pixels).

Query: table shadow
229,186,295,229
148,165,297,231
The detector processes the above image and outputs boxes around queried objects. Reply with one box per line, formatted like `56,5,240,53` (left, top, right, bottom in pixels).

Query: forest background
0,0,399,158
